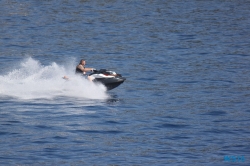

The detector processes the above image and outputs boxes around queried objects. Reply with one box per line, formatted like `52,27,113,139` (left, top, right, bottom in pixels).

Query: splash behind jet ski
89,69,126,90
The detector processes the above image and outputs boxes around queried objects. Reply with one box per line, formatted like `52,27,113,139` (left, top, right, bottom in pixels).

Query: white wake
0,57,108,100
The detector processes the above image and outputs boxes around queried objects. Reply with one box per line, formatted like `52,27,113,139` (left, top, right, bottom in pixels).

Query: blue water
1,0,250,165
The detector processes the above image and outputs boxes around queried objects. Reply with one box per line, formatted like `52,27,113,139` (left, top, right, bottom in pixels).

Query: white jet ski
89,69,126,90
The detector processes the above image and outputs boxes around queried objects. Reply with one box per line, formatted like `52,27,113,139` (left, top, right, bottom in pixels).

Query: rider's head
79,59,86,65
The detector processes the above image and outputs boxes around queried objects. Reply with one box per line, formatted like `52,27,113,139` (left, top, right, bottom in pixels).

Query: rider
75,59,95,81
75,59,95,75
63,59,95,80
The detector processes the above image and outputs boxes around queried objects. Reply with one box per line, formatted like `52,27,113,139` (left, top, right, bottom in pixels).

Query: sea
0,0,250,165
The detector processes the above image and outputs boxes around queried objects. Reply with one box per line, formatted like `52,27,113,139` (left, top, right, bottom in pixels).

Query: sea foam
0,57,108,100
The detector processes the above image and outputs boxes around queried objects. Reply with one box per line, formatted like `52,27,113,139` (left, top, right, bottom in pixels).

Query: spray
0,57,108,100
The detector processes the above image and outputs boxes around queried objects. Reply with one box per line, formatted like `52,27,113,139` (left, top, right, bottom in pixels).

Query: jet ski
89,69,126,90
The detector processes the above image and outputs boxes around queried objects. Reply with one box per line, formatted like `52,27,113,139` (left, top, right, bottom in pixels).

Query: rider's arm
77,65,94,72
83,67,94,72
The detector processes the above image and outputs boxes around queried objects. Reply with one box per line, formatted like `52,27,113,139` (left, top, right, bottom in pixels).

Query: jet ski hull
89,69,126,90
93,77,126,90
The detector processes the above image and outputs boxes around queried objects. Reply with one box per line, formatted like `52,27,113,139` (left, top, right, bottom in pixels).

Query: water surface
0,0,250,165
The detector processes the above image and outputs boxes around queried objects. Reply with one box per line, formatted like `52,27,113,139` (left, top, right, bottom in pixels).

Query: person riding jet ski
63,59,126,90
75,59,95,75
75,59,95,81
